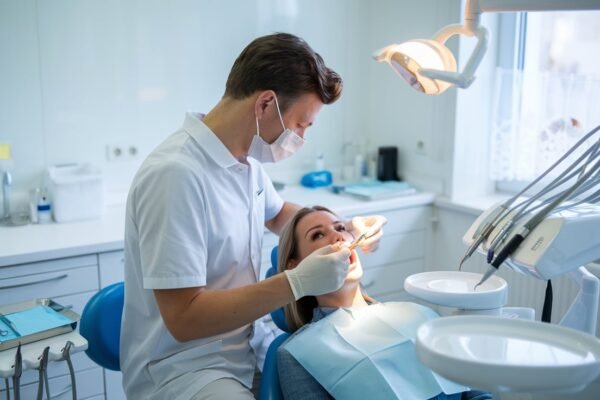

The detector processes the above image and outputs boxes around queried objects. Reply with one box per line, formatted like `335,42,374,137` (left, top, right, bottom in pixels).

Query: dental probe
348,233,367,250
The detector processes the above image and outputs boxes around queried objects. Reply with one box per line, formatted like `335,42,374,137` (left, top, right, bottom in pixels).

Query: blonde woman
276,206,492,400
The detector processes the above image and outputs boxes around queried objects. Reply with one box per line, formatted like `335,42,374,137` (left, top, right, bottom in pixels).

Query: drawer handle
362,280,375,289
0,273,68,290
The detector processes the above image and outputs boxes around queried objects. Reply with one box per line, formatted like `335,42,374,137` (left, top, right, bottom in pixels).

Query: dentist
120,33,385,400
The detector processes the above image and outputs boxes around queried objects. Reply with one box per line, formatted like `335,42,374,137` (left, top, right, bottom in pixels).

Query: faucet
2,170,11,219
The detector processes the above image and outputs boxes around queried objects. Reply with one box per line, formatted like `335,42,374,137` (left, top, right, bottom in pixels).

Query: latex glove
284,244,351,300
349,215,388,253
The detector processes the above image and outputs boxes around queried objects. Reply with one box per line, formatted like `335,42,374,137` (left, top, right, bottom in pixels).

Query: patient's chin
345,260,363,282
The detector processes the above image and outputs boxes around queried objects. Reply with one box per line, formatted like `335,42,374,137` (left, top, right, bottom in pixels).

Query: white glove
349,215,388,253
284,244,351,300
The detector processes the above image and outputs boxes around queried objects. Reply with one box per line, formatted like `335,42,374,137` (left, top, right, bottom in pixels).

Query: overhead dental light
374,0,600,95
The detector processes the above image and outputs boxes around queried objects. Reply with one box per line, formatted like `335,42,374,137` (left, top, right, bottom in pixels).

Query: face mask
248,95,305,163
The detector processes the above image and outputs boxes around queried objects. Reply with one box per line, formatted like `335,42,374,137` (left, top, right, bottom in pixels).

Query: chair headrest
269,246,289,333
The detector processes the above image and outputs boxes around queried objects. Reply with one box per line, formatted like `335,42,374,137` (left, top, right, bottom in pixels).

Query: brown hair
278,206,374,332
224,33,343,111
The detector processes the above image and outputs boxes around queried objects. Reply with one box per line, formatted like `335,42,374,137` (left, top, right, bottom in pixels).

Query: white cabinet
0,251,128,400
0,255,103,397
98,250,125,288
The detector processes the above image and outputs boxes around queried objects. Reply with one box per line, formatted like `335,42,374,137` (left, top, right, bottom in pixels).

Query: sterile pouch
284,302,469,400
0,305,73,341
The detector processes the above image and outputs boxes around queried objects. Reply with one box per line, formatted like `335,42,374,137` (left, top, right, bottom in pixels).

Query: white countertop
0,186,434,267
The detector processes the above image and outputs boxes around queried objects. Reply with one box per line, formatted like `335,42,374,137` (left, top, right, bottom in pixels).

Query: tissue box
48,164,104,223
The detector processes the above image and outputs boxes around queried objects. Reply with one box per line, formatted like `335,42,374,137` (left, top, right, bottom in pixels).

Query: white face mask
248,95,305,163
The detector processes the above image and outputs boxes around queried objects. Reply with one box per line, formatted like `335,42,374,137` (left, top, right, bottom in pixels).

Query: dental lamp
373,0,600,95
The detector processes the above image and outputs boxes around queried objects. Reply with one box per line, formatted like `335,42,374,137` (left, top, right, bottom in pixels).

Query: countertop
0,186,434,267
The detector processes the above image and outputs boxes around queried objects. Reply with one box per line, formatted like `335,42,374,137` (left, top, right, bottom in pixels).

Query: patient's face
294,210,363,282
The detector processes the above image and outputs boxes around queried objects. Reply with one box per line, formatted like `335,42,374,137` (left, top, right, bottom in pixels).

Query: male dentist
120,33,385,399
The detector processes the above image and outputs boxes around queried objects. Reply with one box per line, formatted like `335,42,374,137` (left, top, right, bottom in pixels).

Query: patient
276,206,492,400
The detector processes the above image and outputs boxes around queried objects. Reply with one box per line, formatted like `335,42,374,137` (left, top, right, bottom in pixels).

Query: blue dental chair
258,245,291,400
80,281,124,371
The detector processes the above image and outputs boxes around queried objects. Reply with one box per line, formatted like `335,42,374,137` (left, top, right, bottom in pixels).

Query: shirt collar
182,112,240,169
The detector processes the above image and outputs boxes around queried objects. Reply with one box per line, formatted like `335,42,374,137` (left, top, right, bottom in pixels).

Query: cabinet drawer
99,250,125,287
0,255,97,280
361,231,425,267
0,265,98,305
1,366,103,400
361,259,424,298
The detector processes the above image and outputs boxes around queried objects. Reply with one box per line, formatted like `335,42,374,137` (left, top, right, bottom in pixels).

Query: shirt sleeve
277,335,333,400
133,161,208,289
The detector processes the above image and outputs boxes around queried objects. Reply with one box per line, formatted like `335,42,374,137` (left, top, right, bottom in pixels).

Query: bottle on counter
354,154,367,181
315,153,325,171
37,191,52,224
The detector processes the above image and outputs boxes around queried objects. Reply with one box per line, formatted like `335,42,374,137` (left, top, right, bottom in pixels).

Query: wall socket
106,145,139,161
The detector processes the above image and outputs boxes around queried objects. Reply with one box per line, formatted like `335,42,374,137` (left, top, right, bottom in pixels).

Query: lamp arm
421,26,488,89
468,0,600,17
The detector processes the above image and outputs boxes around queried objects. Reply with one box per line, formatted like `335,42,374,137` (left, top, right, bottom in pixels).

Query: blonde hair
278,206,373,332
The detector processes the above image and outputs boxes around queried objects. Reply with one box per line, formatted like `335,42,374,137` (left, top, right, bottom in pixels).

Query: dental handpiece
459,221,496,270
475,229,528,290
474,265,497,290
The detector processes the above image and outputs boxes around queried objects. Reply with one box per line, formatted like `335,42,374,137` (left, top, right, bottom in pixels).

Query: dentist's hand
284,244,351,300
348,215,388,253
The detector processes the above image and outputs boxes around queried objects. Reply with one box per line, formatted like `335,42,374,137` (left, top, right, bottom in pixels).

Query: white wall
365,0,461,194
0,0,461,209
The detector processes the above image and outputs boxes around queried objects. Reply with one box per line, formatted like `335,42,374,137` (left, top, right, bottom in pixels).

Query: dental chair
80,281,124,371
258,246,291,400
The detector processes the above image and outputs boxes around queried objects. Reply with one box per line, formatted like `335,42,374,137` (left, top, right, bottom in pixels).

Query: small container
354,154,366,180
37,193,52,224
48,164,104,223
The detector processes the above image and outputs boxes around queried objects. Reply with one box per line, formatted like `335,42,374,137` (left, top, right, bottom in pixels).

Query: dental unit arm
458,122,600,333
463,201,600,334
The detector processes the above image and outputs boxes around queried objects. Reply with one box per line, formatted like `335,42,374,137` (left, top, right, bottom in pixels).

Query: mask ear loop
255,117,261,138
272,95,287,131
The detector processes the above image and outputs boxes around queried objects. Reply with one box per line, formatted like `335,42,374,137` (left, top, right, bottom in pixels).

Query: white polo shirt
120,113,284,399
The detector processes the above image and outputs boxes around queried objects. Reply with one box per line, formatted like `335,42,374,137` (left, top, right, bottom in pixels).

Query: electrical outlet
106,145,139,161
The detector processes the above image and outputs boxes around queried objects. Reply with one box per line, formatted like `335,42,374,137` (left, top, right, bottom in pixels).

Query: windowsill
435,193,512,216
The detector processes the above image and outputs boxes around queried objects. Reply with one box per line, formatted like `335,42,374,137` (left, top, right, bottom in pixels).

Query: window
491,11,600,191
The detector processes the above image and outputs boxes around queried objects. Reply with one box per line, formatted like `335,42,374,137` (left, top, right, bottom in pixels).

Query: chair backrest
259,246,290,400
268,246,290,332
80,281,124,371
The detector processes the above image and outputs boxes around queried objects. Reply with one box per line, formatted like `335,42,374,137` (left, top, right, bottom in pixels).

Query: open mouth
348,250,357,267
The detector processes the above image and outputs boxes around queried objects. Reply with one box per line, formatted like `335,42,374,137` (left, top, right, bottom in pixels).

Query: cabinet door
99,250,125,287
361,259,424,299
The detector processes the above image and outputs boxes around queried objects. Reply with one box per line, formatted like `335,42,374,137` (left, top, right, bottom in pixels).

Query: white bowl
404,271,507,310
416,315,600,393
